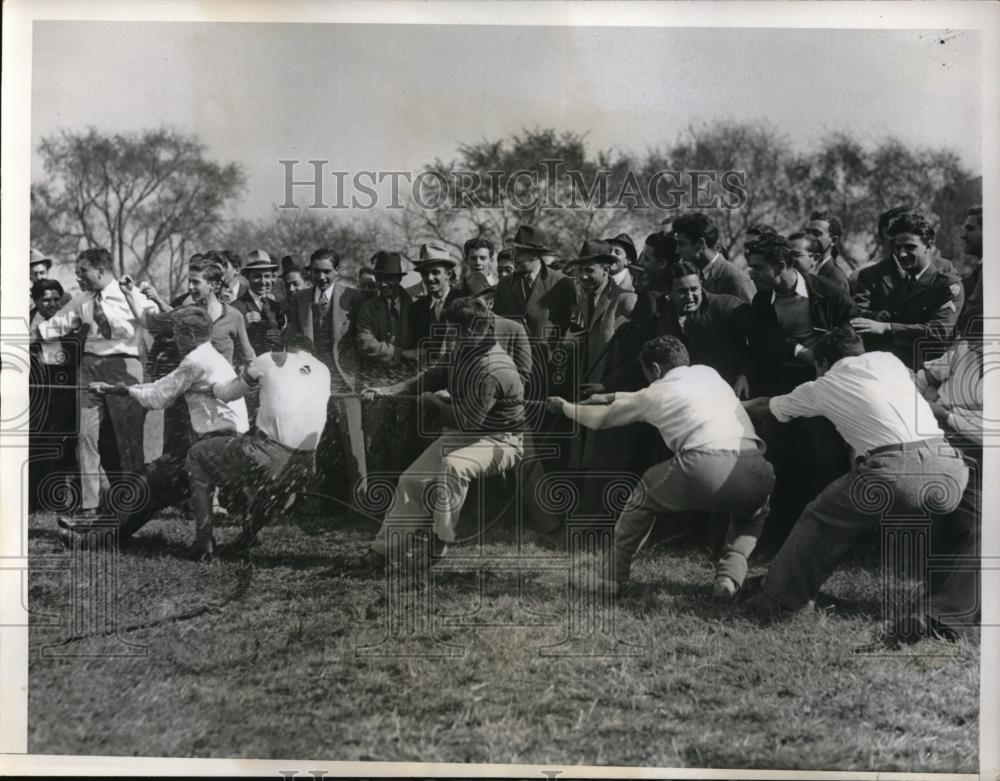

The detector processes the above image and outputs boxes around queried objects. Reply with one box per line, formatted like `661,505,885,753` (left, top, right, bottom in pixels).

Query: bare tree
31,127,245,288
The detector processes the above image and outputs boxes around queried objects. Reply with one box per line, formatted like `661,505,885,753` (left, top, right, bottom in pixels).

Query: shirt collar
704,252,721,270
96,279,121,299
650,365,688,386
894,257,931,281
249,290,264,307
612,268,629,286
770,270,809,304
314,283,334,304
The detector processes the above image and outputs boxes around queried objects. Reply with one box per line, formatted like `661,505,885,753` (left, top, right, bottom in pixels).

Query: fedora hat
30,248,54,269
370,250,406,277
414,242,457,271
281,255,304,276
564,239,618,268
244,249,278,273
508,225,552,254
603,232,637,264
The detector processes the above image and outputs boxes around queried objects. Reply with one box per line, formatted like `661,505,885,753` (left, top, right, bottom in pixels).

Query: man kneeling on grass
184,333,331,560
354,296,526,574
60,306,249,558
740,326,970,643
545,335,775,599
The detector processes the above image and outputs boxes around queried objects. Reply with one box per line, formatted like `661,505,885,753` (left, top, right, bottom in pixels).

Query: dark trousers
28,376,79,513
927,445,982,631
310,396,367,509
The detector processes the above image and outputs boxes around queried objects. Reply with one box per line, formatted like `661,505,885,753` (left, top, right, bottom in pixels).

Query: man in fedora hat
493,224,577,390
406,242,462,364
354,251,418,476
564,239,637,388
355,251,415,379
603,233,637,293
561,240,638,515
234,249,287,356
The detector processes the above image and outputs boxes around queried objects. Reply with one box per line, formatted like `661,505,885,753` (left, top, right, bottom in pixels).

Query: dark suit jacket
852,256,963,368
815,257,851,294
602,291,751,392
493,264,576,343
233,291,287,355
352,290,417,389
749,273,853,395
571,279,637,383
287,282,363,389
406,289,461,361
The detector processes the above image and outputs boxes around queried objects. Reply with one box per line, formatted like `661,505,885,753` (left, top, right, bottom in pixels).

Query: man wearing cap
406,242,462,365
35,247,157,519
234,249,287,356
673,213,756,304
29,249,71,308
493,225,577,388
604,233,637,293
286,247,367,507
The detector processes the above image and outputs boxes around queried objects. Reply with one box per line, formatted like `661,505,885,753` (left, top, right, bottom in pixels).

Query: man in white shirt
185,333,332,559
546,335,775,599
60,307,248,552
36,247,158,518
741,326,970,637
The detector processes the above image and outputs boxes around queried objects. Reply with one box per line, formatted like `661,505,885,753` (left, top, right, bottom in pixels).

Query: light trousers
372,429,524,556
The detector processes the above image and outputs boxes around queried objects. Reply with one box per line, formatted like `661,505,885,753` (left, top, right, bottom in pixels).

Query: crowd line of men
28,203,986,644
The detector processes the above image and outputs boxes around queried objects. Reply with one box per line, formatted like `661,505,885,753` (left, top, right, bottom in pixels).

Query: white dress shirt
769,351,944,453
562,364,760,453
917,340,986,443
214,351,331,450
127,341,248,435
38,279,156,357
31,311,69,366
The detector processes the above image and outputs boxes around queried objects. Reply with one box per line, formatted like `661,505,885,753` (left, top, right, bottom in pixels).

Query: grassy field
26,504,978,773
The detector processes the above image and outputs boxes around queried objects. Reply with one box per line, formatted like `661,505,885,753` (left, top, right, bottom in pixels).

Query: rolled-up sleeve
128,361,199,409
769,381,822,423
562,391,649,430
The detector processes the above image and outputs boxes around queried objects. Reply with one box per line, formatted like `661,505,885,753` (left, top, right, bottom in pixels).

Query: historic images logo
278,159,748,211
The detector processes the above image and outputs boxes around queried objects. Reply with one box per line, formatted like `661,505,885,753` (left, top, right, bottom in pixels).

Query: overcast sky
31,21,982,220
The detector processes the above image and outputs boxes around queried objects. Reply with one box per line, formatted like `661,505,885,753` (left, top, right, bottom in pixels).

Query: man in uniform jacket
851,212,963,371
286,247,366,505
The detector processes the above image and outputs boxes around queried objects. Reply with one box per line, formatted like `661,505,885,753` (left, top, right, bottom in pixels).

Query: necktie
588,292,599,327
432,298,443,321
93,292,112,339
261,297,276,328
521,273,533,301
